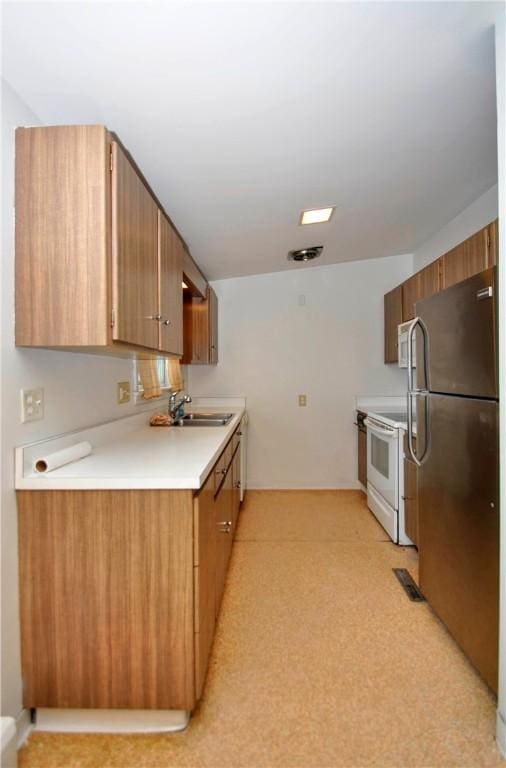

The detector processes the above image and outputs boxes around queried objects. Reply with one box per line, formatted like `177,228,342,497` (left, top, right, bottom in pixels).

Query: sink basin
174,412,233,427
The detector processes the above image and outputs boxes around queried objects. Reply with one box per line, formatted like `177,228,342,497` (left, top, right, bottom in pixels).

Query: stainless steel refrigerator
406,267,499,692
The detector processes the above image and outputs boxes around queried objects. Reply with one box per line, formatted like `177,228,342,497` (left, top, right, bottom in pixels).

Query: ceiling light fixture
300,207,335,225
288,246,323,262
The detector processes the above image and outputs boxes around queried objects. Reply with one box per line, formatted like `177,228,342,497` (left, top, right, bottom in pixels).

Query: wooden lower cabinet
17,489,196,710
18,428,243,713
358,427,367,489
194,472,216,700
215,464,234,616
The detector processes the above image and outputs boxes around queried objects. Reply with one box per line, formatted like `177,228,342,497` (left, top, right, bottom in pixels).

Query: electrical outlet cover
117,381,131,404
21,388,44,422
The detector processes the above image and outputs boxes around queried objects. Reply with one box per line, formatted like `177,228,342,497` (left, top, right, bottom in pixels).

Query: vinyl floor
18,490,504,767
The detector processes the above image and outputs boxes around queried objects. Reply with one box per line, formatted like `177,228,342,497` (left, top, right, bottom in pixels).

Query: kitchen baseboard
33,708,190,734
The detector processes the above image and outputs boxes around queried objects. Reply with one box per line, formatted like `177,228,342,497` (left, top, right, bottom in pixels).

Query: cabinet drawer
213,452,227,493
232,426,242,454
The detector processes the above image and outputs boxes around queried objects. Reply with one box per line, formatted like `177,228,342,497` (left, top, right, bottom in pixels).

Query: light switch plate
117,381,131,404
21,388,44,422
298,394,307,407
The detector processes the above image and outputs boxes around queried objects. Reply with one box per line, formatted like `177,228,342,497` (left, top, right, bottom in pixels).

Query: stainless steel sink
173,412,233,427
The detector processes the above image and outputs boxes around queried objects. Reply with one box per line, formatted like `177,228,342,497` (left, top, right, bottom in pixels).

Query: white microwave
398,320,416,368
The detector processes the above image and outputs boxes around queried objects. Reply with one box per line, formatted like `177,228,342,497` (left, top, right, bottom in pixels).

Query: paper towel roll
34,441,93,473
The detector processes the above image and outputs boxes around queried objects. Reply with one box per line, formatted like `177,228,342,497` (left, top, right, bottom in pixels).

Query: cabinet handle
162,319,171,326
217,521,232,533
237,431,242,436
215,468,226,476
145,314,162,321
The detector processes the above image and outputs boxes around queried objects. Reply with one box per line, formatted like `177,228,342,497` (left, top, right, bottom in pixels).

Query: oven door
364,417,398,509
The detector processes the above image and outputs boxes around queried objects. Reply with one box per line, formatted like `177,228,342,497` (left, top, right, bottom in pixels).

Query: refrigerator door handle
407,317,430,467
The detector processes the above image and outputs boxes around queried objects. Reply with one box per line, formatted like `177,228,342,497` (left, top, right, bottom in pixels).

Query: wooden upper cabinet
384,285,403,363
208,287,218,364
15,124,202,359
182,286,218,365
158,212,183,355
441,220,498,290
402,259,441,321
16,125,110,347
111,142,159,350
488,219,498,267
183,250,207,299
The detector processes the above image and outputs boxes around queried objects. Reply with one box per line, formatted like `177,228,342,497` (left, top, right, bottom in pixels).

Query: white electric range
363,409,413,546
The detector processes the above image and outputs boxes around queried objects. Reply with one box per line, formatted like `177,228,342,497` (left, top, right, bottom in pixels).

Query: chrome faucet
168,391,192,419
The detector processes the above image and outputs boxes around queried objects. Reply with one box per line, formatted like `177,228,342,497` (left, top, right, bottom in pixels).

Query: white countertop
16,401,246,491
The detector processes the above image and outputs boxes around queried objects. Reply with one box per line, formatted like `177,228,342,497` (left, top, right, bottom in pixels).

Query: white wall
413,184,498,272
188,255,412,489
1,81,158,720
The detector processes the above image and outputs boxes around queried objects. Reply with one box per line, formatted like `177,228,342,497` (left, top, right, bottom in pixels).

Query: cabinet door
15,125,110,348
18,489,195,710
215,466,233,616
232,446,241,531
158,212,183,355
208,287,219,364
194,472,216,699
358,428,367,488
488,219,498,267
402,260,441,321
111,142,159,349
441,226,489,290
403,459,418,546
182,295,208,364
384,285,403,363
182,286,219,365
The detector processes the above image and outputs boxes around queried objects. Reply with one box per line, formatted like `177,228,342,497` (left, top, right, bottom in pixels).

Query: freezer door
419,394,499,691
415,267,497,398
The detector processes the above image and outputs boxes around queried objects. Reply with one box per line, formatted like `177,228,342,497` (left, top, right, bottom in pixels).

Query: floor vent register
392,568,425,602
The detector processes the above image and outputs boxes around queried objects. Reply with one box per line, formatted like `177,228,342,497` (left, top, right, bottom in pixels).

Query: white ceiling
2,1,501,280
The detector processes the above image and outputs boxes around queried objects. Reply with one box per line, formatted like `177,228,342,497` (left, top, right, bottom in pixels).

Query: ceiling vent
287,246,323,262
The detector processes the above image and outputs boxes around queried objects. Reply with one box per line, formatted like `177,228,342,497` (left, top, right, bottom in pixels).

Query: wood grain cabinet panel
232,445,241,531
158,212,183,355
488,220,498,267
111,142,159,349
15,125,201,359
15,125,110,347
182,286,219,365
384,285,403,363
441,225,490,290
402,260,441,321
17,489,195,710
194,472,216,700
18,427,243,714
384,222,499,368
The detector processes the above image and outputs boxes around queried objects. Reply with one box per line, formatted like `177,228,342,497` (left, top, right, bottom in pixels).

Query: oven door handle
363,417,396,437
